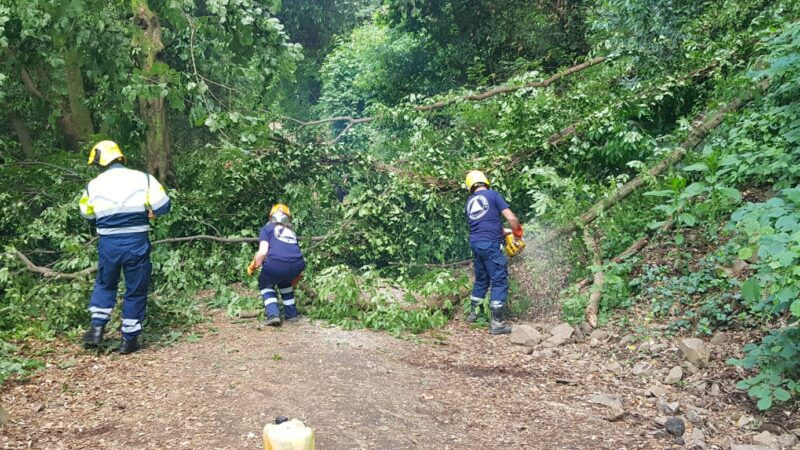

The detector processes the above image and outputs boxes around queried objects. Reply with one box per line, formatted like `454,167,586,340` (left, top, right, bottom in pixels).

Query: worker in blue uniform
247,204,306,326
464,170,523,335
79,140,171,354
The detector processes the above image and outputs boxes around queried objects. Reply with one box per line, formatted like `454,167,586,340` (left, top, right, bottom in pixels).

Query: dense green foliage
1,0,799,411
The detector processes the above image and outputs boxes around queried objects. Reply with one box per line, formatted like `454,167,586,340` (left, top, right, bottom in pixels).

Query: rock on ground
589,329,608,341
544,323,574,347
656,398,680,415
664,366,683,384
588,393,623,409
685,409,702,425
685,428,706,449
632,361,654,377
778,433,798,448
665,417,685,437
644,384,668,398
510,325,543,347
752,431,780,449
679,338,710,367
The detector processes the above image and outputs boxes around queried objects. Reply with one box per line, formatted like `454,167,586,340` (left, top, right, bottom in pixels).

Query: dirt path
0,313,770,449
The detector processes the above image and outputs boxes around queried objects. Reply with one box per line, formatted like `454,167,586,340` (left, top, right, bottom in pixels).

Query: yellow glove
246,259,258,276
504,234,526,258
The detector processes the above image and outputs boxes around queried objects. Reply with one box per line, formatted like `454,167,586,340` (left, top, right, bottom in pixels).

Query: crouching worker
464,170,523,335
79,140,171,354
248,204,306,326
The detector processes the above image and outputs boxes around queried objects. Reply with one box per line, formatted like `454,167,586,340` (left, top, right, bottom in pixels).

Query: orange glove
246,259,258,276
513,226,524,239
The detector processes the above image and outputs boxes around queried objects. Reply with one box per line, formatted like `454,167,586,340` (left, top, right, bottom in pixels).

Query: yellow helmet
88,140,126,167
269,203,292,225
465,170,489,193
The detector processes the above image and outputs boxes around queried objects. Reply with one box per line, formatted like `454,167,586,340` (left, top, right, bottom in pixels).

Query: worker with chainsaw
79,140,171,354
464,170,524,335
248,204,306,326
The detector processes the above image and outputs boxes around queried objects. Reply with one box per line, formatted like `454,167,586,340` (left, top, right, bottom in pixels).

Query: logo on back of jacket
274,225,298,244
467,196,490,220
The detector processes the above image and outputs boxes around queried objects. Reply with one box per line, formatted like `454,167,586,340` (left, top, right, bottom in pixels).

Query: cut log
574,220,674,291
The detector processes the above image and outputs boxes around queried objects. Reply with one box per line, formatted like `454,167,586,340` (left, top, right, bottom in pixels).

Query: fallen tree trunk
555,80,769,239
582,227,603,328
286,57,607,144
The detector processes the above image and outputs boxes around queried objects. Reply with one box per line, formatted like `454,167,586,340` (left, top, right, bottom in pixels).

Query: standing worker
247,204,306,326
79,140,171,354
464,170,523,335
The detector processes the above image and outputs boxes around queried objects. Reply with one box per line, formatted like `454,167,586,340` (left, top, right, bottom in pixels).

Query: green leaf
775,215,799,232
683,163,709,172
738,246,754,260
683,182,708,198
774,388,791,402
674,233,684,246
757,396,773,410
741,278,761,302
718,187,742,203
678,213,697,227
791,299,800,318
644,190,675,197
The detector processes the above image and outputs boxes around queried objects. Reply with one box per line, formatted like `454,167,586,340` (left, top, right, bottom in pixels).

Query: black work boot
119,337,141,354
489,309,512,335
82,326,105,348
263,315,281,326
466,304,480,323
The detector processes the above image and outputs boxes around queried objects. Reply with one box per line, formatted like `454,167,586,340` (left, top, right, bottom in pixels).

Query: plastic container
263,418,315,450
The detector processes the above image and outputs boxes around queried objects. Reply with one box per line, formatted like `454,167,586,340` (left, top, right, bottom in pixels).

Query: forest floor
2,306,796,449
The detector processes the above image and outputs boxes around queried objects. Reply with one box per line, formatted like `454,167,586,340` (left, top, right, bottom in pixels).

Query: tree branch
19,67,44,101
12,250,96,280
12,234,326,279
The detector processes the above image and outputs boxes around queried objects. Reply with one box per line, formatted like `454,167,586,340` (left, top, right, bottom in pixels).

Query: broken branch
582,226,603,328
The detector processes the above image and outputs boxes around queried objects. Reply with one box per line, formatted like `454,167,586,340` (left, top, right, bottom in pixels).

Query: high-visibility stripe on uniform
490,300,504,310
278,287,293,294
121,318,142,333
79,165,170,235
282,299,296,306
89,306,113,320
263,298,278,306
97,225,150,235
260,288,276,295
94,204,150,219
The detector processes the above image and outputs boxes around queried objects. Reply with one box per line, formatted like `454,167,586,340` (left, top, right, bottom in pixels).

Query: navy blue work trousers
470,241,508,310
89,233,151,339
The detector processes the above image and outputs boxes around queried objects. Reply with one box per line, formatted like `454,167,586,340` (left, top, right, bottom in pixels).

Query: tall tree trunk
10,113,35,159
19,64,82,151
131,0,170,182
63,48,95,141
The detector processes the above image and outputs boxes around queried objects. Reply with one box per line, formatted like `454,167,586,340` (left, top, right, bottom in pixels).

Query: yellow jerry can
263,418,315,450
